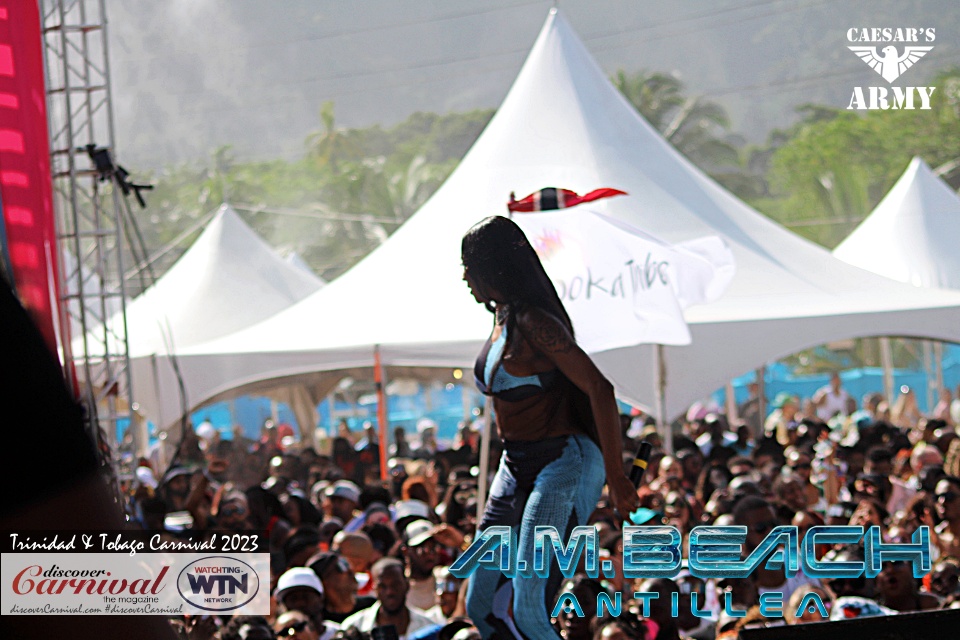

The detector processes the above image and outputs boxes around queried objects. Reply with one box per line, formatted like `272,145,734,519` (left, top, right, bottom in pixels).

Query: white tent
833,157,960,290
135,9,960,432
106,204,324,356
833,157,960,402
85,204,324,423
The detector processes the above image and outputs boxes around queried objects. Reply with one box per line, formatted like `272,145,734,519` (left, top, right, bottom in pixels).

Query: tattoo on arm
529,319,575,354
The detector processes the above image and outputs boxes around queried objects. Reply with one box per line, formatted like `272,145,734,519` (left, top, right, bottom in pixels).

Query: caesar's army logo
846,27,936,110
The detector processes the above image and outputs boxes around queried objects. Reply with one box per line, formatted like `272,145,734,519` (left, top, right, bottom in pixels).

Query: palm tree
385,155,452,222
306,101,362,172
613,70,740,170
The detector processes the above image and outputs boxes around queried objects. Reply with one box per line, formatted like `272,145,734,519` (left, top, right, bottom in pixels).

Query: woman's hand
607,471,641,520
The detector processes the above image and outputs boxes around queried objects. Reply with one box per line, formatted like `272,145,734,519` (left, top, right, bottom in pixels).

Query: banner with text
514,209,735,351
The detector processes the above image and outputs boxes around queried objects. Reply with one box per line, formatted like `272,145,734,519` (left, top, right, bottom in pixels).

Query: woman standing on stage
461,215,640,639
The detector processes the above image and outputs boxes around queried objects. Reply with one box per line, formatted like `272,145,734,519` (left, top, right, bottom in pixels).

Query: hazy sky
106,0,960,168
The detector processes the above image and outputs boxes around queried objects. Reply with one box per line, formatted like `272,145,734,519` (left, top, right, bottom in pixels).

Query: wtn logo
186,572,249,596
846,27,936,110
177,557,261,612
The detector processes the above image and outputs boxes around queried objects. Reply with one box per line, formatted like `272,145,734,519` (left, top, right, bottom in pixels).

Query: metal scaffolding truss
40,0,137,459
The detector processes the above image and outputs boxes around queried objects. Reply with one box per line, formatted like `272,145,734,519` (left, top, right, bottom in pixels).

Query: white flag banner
513,209,735,351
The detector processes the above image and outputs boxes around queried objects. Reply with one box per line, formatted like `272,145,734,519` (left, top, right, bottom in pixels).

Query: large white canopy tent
81,204,325,430
833,157,960,402
133,9,960,437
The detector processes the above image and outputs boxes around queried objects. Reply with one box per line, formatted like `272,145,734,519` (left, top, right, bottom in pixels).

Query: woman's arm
515,307,641,519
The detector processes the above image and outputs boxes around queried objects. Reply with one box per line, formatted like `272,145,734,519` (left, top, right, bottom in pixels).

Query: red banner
0,2,61,358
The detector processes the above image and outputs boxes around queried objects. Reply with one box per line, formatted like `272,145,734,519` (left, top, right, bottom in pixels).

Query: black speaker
739,608,960,640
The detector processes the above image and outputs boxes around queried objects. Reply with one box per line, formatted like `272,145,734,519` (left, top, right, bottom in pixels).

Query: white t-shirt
341,603,438,640
816,387,850,421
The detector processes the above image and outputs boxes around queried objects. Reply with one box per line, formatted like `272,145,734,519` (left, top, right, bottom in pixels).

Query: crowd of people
120,377,960,640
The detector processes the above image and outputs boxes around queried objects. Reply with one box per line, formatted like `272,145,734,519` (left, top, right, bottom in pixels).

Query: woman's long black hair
461,215,573,335
462,216,600,444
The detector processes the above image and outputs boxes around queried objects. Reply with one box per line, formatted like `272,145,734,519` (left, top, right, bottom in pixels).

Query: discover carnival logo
846,27,936,110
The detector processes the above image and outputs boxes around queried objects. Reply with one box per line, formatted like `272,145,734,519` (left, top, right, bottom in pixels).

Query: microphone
629,440,653,487
621,440,662,525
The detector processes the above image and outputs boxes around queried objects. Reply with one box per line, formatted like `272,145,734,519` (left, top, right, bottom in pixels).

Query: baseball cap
438,618,475,640
325,480,361,504
394,499,431,522
364,502,391,523
404,519,440,547
275,567,323,598
773,392,797,409
308,551,350,578
161,466,192,485
135,466,158,489
417,418,438,434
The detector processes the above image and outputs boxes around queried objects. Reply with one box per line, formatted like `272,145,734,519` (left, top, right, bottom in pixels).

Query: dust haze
106,0,960,168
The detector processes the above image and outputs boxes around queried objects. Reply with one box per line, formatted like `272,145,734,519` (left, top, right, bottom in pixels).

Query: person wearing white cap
196,421,218,450
401,519,442,611
412,419,439,459
134,466,158,490
393,498,433,534
275,567,341,640
323,480,361,523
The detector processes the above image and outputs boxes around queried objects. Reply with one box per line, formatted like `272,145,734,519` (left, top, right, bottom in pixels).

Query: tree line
138,68,960,291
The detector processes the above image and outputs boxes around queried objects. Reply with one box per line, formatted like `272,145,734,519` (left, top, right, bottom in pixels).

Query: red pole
374,345,389,482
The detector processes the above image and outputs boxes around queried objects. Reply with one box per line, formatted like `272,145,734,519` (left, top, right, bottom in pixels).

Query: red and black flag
507,187,626,212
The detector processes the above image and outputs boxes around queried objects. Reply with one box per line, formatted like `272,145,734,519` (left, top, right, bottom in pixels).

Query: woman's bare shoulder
514,306,574,355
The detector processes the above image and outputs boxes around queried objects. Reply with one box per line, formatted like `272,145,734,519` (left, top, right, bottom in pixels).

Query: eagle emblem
848,45,934,83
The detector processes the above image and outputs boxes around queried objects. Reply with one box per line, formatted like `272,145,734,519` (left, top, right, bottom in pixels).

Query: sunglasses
789,462,812,471
936,492,960,503
277,620,310,637
436,579,460,594
219,504,246,518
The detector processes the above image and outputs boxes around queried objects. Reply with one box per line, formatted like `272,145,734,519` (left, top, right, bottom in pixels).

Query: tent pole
654,344,671,453
725,382,738,422
476,395,494,518
462,379,472,424
132,409,149,459
326,394,336,437
756,367,766,439
374,345,389,482
934,341,944,399
880,337,895,403
923,340,935,412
